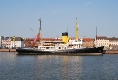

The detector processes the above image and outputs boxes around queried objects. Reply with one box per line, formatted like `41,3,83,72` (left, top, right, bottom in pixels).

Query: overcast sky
0,0,118,38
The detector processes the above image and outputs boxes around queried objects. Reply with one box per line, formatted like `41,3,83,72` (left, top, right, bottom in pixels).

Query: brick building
83,38,94,48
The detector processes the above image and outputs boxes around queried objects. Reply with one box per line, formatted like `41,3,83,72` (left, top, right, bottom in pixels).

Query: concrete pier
0,49,16,52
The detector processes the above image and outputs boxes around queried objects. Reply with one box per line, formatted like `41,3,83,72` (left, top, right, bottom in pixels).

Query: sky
0,0,118,38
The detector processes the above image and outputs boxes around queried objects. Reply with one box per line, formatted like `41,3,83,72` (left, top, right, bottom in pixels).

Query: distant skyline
0,0,118,38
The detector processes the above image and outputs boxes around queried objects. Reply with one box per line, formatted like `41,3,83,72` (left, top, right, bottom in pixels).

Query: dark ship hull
16,46,104,55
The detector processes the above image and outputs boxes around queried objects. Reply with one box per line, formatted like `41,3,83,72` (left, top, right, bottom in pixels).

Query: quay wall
103,50,118,54
0,49,16,52
0,49,118,54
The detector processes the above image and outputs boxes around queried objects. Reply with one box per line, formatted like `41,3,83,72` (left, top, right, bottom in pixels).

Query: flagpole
96,27,97,47
40,18,41,42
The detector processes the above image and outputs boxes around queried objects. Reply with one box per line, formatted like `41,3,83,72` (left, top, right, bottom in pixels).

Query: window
65,47,66,49
59,47,61,49
46,47,49,49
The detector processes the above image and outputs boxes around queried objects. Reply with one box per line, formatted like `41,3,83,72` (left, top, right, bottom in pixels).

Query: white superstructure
38,38,83,51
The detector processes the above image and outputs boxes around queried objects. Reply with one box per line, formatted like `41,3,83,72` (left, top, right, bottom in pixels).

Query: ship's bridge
68,39,83,45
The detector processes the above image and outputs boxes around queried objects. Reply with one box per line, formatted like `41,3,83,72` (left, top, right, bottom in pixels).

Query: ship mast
76,18,79,40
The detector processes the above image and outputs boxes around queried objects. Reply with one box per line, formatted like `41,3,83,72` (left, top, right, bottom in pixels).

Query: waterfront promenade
103,50,118,54
0,49,16,52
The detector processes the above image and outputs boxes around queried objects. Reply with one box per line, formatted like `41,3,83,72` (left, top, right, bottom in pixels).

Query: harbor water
0,52,118,80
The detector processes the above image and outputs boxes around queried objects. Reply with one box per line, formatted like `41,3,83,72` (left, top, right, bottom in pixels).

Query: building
83,38,94,48
0,36,4,48
96,36,109,48
109,37,118,50
2,37,12,48
1,36,24,49
96,36,118,50
10,37,24,48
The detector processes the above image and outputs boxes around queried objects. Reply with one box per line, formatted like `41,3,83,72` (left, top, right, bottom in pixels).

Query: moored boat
16,32,104,55
16,46,104,55
16,18,104,55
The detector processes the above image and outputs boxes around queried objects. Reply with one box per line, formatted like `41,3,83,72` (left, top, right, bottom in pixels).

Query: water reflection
61,56,83,80
33,55,83,80
0,52,118,80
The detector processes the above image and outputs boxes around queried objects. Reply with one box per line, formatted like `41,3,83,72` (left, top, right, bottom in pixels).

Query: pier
0,49,16,52
103,50,118,54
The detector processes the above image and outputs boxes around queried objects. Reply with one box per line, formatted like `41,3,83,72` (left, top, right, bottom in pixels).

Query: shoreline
0,49,118,54
0,49,16,52
103,50,118,54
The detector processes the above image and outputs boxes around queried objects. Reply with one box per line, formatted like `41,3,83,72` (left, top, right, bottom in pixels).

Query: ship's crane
29,18,42,47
